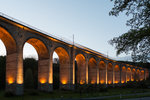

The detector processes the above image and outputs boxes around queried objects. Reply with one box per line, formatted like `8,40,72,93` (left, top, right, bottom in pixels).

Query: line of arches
0,26,148,95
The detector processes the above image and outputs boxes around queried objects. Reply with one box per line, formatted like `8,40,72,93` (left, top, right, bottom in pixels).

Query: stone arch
140,70,144,81
88,57,97,84
52,47,70,86
127,67,131,82
0,26,17,86
132,68,136,81
121,66,126,83
24,38,49,59
98,61,106,84
75,53,86,84
0,26,17,54
107,63,113,84
114,65,120,84
23,38,50,91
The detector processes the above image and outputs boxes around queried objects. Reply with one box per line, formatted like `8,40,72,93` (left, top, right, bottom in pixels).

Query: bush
4,91,15,97
28,90,39,96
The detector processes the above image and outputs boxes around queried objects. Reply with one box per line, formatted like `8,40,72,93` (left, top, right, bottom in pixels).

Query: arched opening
127,67,131,82
99,61,106,84
52,47,70,88
121,66,126,83
0,27,17,88
23,38,49,91
140,70,144,81
114,65,120,84
75,54,86,84
131,68,136,81
52,52,59,89
0,40,6,90
23,43,38,90
107,63,113,84
88,58,97,84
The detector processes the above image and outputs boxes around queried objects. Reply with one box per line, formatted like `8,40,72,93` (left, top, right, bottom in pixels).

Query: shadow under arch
88,57,97,84
52,47,70,88
127,67,131,82
107,63,113,84
98,61,106,84
23,38,50,91
121,66,126,83
114,65,120,84
75,53,86,84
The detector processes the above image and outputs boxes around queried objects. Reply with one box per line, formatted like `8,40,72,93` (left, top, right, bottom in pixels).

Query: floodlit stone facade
0,13,149,95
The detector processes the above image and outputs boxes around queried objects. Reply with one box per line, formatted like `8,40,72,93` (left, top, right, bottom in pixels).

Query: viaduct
0,12,149,95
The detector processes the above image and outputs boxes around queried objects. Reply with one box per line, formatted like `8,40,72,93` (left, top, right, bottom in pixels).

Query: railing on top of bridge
0,12,115,60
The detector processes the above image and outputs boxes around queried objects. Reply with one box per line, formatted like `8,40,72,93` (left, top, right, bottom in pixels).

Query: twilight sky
0,0,131,60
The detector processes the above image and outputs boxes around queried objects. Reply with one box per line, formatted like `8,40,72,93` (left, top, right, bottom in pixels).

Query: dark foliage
109,0,150,62
23,58,38,89
53,63,60,89
0,56,6,90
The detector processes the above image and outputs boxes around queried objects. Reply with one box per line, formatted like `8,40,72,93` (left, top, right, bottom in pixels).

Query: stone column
38,58,52,92
105,62,108,85
59,47,74,90
48,51,53,91
120,66,122,84
130,68,132,81
6,46,23,95
85,57,88,84
97,64,99,84
144,69,146,80
112,64,115,85
125,67,127,83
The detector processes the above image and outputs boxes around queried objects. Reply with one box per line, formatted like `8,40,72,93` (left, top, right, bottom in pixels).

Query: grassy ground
1,88,150,100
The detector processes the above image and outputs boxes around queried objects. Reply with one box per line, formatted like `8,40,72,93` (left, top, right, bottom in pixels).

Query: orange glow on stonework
108,81,112,84
115,81,119,84
100,80,104,84
80,80,85,85
62,80,67,84
40,78,46,84
122,81,125,83
8,77,14,84
127,78,130,82
91,80,96,84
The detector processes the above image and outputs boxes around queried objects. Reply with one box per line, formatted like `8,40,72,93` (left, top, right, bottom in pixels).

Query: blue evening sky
0,0,131,60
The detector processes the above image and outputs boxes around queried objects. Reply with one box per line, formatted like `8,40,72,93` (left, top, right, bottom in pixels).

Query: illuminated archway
121,66,126,83
131,68,136,81
75,54,86,84
0,27,17,86
107,63,113,84
52,47,70,85
0,40,6,90
127,67,131,82
99,61,106,84
23,43,38,89
88,58,97,84
23,38,49,89
114,65,120,84
140,70,144,81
